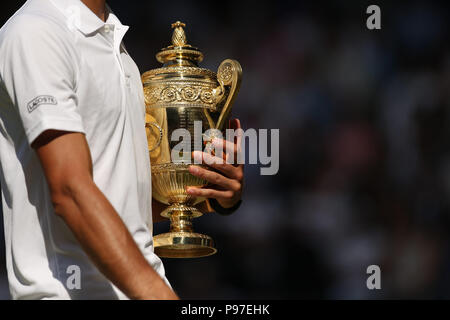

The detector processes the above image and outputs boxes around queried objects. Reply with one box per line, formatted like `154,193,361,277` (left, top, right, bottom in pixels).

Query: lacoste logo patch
27,95,58,113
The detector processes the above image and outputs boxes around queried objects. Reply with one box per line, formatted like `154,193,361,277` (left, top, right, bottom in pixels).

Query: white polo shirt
0,0,168,299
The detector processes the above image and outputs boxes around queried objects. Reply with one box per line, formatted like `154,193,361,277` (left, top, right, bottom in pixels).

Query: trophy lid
156,21,204,66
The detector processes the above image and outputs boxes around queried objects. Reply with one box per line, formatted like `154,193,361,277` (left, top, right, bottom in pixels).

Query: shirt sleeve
1,14,85,146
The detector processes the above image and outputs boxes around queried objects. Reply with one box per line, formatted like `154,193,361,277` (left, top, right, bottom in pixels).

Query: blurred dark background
1,0,450,299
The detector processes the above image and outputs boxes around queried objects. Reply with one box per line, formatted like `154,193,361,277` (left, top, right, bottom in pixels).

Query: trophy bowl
142,21,242,258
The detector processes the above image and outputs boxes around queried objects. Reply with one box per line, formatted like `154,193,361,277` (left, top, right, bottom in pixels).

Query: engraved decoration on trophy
142,21,242,258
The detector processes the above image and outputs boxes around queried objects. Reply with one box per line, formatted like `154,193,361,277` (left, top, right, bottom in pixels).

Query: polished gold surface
143,21,242,258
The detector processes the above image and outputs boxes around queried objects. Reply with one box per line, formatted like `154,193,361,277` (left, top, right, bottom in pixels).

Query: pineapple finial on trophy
156,21,204,65
171,21,187,47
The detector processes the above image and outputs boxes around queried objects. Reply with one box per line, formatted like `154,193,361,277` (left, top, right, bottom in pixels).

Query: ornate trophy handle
146,121,163,152
215,59,242,130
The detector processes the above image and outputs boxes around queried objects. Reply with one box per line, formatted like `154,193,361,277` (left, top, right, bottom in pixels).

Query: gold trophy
142,22,242,258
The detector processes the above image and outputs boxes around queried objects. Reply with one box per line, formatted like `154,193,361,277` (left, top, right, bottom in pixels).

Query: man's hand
33,130,178,300
186,119,244,210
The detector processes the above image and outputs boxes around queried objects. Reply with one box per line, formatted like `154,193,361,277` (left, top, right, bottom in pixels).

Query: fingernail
189,166,199,174
186,187,195,194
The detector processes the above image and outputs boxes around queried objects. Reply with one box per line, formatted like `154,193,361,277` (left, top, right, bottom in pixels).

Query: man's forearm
53,179,177,300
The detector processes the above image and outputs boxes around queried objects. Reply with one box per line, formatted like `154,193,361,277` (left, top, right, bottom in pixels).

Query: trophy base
153,232,216,258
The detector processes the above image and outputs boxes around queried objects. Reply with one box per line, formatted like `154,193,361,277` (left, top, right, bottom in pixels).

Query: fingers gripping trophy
142,22,242,258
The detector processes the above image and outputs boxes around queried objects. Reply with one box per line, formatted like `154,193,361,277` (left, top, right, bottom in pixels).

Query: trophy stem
153,203,217,258
169,209,194,233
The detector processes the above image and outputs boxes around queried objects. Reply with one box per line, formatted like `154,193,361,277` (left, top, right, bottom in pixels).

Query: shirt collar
50,0,129,36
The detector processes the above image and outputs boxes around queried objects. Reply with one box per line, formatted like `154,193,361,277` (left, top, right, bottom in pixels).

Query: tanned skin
153,119,245,222
34,131,178,300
